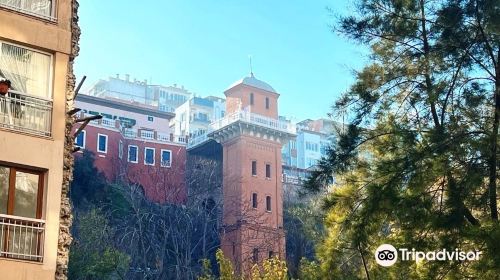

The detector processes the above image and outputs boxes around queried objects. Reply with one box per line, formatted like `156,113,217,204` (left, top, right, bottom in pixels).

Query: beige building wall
0,1,74,279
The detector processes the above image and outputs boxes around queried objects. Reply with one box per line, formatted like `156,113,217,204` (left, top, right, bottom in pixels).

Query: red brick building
73,94,187,204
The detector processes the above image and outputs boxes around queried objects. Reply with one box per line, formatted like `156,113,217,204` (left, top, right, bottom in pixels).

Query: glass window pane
162,151,171,166
13,171,39,219
129,146,137,162
145,148,154,164
75,131,84,147
0,42,51,99
0,166,10,214
98,135,107,152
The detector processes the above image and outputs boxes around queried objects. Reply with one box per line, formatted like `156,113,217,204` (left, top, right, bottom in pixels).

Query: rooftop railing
0,91,53,137
187,110,296,148
0,0,57,21
211,110,295,134
0,214,45,263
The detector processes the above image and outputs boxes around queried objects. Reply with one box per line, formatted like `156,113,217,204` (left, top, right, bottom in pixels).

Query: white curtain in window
0,42,51,99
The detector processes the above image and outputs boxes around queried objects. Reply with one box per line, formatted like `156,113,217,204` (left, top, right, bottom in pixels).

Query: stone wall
55,1,80,279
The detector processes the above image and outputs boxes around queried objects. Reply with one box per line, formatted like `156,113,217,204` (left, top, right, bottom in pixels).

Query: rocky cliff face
56,1,80,279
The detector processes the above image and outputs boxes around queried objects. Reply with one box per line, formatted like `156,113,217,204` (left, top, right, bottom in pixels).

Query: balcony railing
123,128,187,145
0,214,45,263
187,110,296,149
211,110,296,134
0,0,56,21
0,91,53,137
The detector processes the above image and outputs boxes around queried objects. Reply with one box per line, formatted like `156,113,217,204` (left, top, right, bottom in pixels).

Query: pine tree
306,0,500,278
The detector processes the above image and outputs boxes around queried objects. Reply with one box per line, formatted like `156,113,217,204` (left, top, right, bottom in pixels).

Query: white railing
0,0,56,21
140,130,154,140
123,129,187,145
0,91,53,137
187,110,296,148
101,118,115,127
187,133,207,148
211,110,295,134
0,214,45,262
123,128,136,138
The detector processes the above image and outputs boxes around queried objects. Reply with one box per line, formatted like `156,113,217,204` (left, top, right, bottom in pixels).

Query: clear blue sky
74,0,368,121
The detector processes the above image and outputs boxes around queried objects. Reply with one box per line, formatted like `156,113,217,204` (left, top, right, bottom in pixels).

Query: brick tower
209,73,294,275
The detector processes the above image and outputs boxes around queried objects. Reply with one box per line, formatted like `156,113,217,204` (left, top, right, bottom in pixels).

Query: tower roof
226,73,277,94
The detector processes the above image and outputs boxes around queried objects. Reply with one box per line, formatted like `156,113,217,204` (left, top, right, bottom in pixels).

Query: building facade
150,84,191,113
173,96,226,138
74,94,188,203
202,74,294,275
0,0,77,278
86,75,193,113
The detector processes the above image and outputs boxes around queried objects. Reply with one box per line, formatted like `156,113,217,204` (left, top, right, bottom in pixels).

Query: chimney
144,79,148,85
125,74,130,82
116,74,120,79
174,83,177,87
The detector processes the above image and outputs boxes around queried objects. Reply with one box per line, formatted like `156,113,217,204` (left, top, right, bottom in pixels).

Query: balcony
0,214,45,263
0,0,56,21
0,91,53,137
123,128,187,145
211,110,296,134
187,111,296,149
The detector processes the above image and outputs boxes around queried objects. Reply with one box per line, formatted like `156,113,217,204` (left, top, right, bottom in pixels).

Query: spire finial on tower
248,55,254,77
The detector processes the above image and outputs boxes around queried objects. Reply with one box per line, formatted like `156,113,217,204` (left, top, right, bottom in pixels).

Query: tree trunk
488,50,500,221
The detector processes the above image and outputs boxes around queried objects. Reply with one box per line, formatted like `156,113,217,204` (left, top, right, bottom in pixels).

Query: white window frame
128,145,138,163
144,147,155,166
74,129,86,149
161,149,172,168
0,40,54,100
97,134,108,154
118,140,123,159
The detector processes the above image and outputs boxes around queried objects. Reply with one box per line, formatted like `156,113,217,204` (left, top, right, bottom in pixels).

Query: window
252,248,259,263
0,0,56,20
268,251,274,259
74,130,85,149
0,165,45,262
265,97,269,109
252,161,257,176
252,193,258,209
266,196,272,212
266,164,271,179
0,165,44,219
144,147,155,165
250,93,254,105
148,116,154,122
97,134,108,153
128,145,138,163
161,149,172,167
118,140,123,159
0,41,52,99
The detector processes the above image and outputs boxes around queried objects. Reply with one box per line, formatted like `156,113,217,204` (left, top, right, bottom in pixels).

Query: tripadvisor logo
374,244,482,267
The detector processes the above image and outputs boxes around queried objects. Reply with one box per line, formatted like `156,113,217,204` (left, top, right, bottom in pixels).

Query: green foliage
68,208,130,280
297,258,321,280
306,0,500,279
216,249,238,280
250,257,288,280
198,258,216,280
